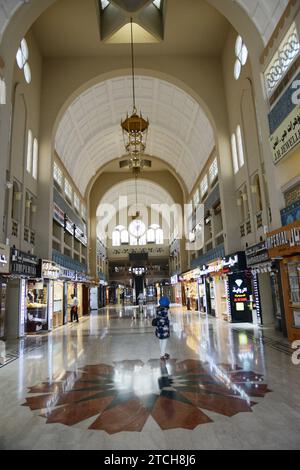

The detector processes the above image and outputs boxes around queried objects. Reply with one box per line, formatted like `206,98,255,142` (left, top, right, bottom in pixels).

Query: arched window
32,138,38,180
16,38,31,84
112,230,120,247
231,133,238,174
156,228,164,245
26,130,33,174
0,77,6,105
234,35,248,80
139,234,147,246
147,228,155,243
120,229,129,244
130,235,137,246
236,125,245,168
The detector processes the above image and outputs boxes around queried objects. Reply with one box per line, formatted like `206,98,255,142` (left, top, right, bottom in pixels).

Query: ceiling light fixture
120,18,150,174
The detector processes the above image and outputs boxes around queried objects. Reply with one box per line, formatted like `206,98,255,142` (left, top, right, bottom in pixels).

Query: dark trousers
71,306,78,322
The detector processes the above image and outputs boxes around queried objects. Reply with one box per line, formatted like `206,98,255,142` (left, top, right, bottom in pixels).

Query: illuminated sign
170,275,179,285
199,252,246,276
0,243,10,274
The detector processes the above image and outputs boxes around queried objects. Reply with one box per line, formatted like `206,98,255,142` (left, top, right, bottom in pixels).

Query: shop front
170,274,183,306
67,280,83,322
39,260,62,331
181,269,201,311
0,243,10,339
266,221,300,341
6,248,39,337
246,242,285,331
200,252,254,323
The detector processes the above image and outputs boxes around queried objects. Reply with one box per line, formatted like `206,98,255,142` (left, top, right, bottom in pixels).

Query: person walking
153,296,170,361
70,294,79,323
186,287,191,311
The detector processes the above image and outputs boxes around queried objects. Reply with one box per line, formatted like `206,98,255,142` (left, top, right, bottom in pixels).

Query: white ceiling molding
55,76,215,195
0,0,289,44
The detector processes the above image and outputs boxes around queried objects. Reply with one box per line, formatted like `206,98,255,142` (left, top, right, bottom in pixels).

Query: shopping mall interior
0,0,300,451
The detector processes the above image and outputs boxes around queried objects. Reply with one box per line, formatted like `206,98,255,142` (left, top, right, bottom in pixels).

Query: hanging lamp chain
130,18,136,113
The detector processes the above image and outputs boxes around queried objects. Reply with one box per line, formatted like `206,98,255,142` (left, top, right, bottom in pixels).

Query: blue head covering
159,296,170,308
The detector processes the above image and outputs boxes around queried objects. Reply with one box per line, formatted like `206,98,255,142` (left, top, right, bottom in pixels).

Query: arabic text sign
270,103,300,164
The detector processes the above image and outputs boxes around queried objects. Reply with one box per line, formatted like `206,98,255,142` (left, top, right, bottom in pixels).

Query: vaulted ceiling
55,76,215,195
0,0,289,46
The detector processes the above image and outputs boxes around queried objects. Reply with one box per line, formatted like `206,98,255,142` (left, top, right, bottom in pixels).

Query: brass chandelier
120,18,151,174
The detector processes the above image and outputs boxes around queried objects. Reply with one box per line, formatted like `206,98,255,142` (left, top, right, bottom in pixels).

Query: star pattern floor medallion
23,359,271,434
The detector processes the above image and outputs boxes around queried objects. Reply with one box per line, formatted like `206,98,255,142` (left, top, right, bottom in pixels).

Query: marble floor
0,305,300,450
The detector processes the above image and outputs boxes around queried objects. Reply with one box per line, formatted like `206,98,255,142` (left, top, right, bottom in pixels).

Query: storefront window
27,281,48,333
287,262,300,328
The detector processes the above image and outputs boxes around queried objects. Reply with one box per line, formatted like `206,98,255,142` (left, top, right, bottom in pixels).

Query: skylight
153,0,162,9
101,0,110,10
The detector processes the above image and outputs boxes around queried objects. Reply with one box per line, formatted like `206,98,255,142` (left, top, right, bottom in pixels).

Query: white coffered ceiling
55,75,215,195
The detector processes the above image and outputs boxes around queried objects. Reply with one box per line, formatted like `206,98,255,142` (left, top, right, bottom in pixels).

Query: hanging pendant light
121,19,149,169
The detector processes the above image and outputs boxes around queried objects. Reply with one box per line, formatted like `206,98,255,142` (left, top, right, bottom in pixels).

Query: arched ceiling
55,75,215,195
0,0,289,45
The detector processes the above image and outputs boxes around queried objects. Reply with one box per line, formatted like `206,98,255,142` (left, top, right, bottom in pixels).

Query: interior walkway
0,305,299,450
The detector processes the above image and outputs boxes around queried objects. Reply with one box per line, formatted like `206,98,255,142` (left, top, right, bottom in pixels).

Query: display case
0,281,7,338
27,282,48,333
53,281,64,328
287,262,300,328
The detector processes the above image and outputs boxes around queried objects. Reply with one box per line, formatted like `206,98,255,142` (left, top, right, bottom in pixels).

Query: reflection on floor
0,305,300,449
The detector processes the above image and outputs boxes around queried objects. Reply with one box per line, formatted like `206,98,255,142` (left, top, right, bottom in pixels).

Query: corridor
0,306,299,450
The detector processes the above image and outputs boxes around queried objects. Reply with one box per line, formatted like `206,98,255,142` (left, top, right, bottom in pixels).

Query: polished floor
0,305,300,449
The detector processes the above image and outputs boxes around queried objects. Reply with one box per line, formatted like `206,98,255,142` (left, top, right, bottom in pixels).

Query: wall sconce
251,185,257,194
15,192,22,201
25,200,31,208
236,199,242,207
31,205,37,213
242,193,248,201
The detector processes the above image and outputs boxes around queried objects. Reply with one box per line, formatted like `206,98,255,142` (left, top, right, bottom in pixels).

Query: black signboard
228,272,253,323
11,248,39,277
129,252,148,262
245,242,269,267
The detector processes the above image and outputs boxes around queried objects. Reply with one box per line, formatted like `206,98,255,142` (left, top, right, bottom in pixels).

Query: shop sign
231,278,248,303
170,274,179,285
41,260,60,280
199,252,245,276
268,69,300,165
281,199,300,226
270,104,300,164
53,203,65,228
19,278,27,337
58,266,76,280
245,242,269,267
181,268,201,281
11,248,39,277
267,221,300,257
0,243,10,274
